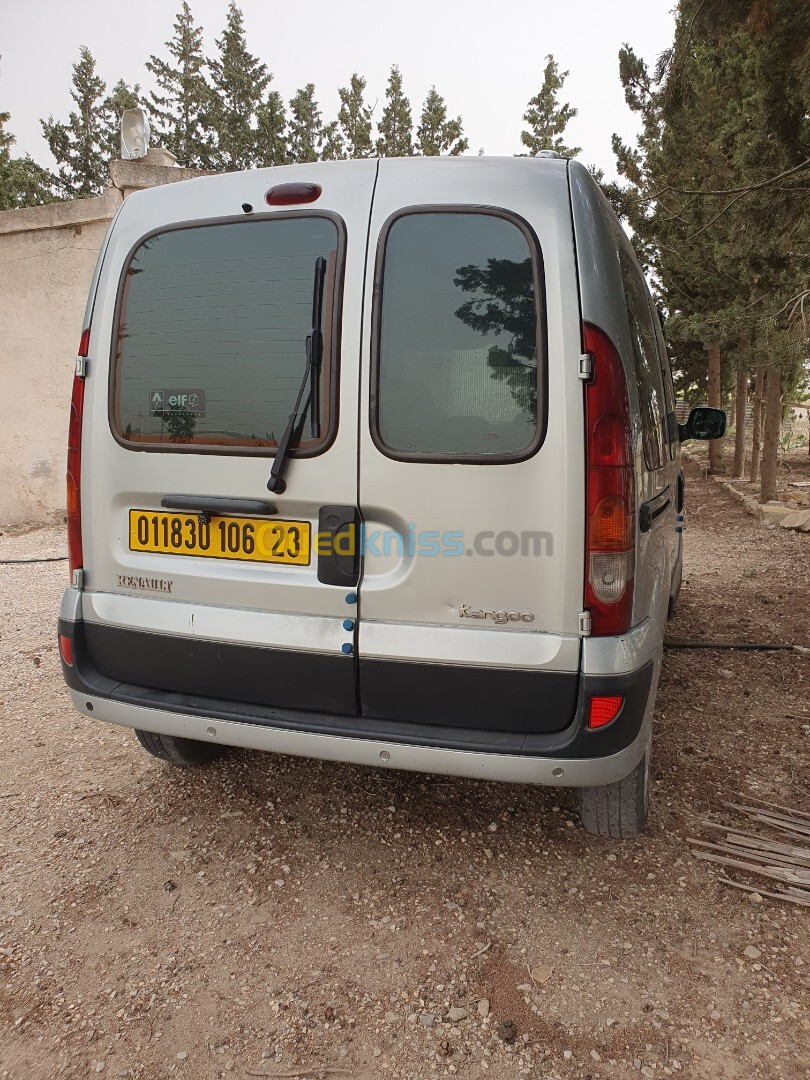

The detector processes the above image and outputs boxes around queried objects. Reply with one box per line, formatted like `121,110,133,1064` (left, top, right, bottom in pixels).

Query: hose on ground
0,556,68,565
665,640,807,652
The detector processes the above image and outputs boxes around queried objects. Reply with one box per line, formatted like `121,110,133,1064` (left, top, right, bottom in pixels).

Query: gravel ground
0,464,808,1080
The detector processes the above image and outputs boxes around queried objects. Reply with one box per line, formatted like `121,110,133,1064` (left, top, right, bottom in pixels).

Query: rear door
81,161,378,716
356,159,585,735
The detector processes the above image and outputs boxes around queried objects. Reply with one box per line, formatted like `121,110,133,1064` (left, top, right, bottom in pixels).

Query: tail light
67,328,89,580
584,323,635,636
265,182,322,206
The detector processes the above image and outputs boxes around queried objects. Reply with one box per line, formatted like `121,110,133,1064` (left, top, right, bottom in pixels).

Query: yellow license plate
129,510,311,565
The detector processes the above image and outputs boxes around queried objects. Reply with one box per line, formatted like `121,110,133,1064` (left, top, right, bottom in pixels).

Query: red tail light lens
584,323,635,636
265,182,322,206
67,330,88,579
588,695,624,729
58,633,74,666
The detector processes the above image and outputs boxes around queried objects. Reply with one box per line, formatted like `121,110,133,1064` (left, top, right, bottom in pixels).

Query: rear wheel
135,730,223,766
577,746,650,838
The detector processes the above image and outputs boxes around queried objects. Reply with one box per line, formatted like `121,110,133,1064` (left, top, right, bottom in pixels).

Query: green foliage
416,87,468,156
319,120,345,162
337,73,373,159
207,2,272,170
608,1,810,401
0,145,55,210
287,84,321,163
1,66,55,209
376,66,413,157
520,55,581,158
41,46,115,198
256,89,287,167
146,1,214,168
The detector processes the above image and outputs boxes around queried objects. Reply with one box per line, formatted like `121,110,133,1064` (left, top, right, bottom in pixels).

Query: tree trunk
759,367,782,504
732,360,748,478
707,342,723,473
750,368,764,484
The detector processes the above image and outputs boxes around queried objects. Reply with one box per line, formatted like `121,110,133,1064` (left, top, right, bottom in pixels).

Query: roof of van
120,153,573,208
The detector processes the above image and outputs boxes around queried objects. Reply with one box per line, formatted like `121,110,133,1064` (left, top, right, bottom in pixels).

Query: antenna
120,108,150,160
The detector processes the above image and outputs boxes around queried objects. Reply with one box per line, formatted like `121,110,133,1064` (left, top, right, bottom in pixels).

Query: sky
1,0,676,180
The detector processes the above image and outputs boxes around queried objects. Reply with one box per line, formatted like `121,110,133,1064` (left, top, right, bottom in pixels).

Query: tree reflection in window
453,256,537,416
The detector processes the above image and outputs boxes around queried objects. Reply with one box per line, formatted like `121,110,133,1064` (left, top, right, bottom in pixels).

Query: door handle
639,487,672,532
161,495,278,517
317,505,361,586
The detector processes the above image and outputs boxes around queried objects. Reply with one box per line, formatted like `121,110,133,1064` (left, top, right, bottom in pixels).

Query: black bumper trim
59,619,653,759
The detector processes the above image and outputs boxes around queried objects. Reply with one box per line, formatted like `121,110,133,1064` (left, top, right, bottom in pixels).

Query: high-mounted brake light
584,323,635,636
588,695,624,729
265,182,322,206
67,328,88,580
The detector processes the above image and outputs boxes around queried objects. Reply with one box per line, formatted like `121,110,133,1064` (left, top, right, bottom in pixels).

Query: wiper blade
267,255,327,495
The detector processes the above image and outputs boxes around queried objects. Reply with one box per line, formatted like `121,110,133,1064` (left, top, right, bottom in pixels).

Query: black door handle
161,495,278,517
317,505,361,586
639,487,672,532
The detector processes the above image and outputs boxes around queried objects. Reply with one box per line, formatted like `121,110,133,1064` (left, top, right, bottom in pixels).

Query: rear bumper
58,609,659,787
68,686,654,787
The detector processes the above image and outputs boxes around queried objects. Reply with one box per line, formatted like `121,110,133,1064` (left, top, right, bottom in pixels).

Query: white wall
0,153,207,526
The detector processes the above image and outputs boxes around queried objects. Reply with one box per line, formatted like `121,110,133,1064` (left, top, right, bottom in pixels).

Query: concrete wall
0,150,208,527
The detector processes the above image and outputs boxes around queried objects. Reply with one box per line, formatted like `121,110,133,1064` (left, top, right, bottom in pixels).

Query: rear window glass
374,211,542,460
112,216,340,452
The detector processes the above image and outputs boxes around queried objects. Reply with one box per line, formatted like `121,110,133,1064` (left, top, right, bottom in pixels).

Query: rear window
111,215,341,453
373,210,544,461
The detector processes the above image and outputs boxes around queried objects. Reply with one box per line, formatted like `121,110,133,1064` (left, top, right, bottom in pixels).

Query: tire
577,746,650,838
135,729,223,766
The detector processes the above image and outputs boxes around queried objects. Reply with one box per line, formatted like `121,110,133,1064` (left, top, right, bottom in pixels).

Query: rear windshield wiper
267,255,327,495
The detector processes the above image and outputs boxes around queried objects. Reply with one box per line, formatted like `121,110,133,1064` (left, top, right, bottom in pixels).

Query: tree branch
649,158,809,202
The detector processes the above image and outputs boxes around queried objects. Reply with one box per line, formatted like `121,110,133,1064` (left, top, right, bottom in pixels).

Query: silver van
58,156,724,837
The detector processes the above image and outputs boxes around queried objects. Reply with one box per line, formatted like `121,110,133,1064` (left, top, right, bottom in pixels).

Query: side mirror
678,406,726,442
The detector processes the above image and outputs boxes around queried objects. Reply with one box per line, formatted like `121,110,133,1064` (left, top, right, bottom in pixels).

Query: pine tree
256,89,287,167
208,2,271,170
1,82,54,210
608,1,809,484
0,105,11,158
520,55,581,157
416,87,468,156
337,73,373,159
376,66,413,157
287,84,321,163
41,46,111,198
146,2,214,168
320,120,345,161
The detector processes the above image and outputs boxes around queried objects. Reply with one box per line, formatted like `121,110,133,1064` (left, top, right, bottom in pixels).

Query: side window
620,253,667,471
373,211,543,461
112,216,341,453
651,307,678,458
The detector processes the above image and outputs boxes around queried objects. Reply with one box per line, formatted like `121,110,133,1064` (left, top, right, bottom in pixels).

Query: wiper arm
267,256,327,495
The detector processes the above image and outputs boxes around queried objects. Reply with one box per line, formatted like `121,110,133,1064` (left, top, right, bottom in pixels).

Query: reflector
588,695,624,729
58,634,74,667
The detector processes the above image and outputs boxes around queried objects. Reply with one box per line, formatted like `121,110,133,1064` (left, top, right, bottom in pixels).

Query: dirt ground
1,463,808,1080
